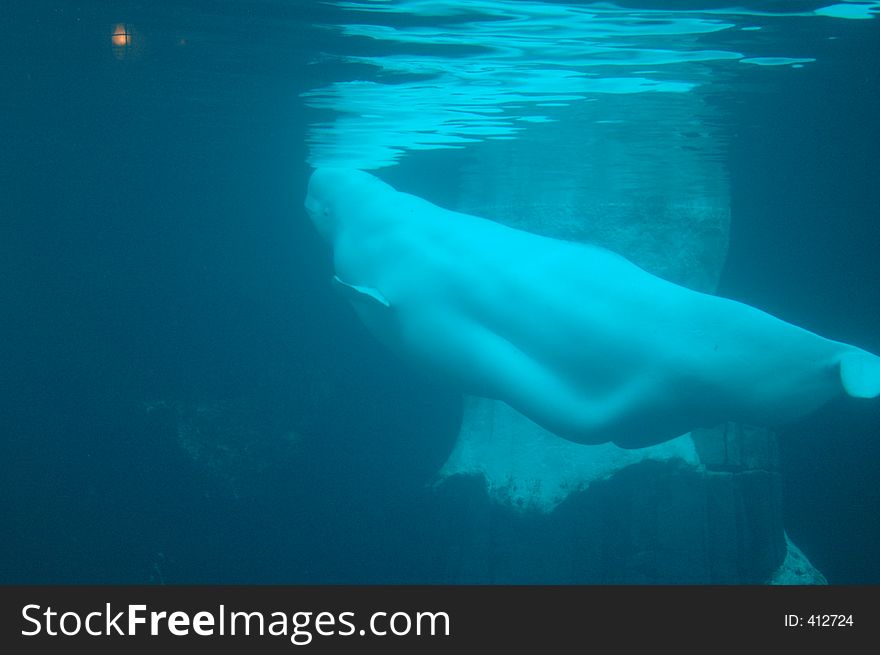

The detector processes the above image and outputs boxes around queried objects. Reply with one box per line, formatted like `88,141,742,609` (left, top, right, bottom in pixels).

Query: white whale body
304,167,880,448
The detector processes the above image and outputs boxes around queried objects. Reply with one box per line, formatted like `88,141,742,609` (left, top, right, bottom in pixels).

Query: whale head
305,167,398,244
304,168,341,243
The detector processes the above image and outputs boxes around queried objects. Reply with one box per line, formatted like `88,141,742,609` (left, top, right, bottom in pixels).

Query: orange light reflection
112,24,131,47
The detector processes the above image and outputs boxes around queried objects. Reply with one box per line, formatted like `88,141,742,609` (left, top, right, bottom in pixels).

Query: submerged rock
770,534,828,585
432,424,824,584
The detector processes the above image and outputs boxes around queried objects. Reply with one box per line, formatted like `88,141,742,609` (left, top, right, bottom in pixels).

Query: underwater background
2,0,879,584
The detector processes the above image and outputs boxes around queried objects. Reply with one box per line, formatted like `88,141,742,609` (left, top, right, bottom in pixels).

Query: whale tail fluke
839,350,880,398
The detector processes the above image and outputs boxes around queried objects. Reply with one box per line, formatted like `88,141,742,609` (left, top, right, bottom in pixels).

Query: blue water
2,0,879,583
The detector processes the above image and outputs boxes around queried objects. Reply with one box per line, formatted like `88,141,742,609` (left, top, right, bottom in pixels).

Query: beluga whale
304,167,880,449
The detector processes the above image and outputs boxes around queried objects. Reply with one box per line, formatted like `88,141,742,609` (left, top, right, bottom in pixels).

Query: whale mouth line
304,194,320,219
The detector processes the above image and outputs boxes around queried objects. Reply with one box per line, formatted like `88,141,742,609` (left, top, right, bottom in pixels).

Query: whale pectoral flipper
840,350,880,398
332,275,391,309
